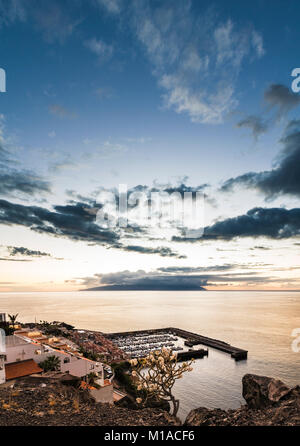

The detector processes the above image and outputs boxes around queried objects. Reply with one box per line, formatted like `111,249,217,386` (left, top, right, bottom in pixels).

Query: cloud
95,87,114,99
97,0,264,123
117,244,186,259
0,115,51,197
0,169,51,197
0,197,185,258
264,84,300,119
236,83,300,140
128,2,264,124
79,265,283,291
7,246,51,257
0,199,119,246
157,264,237,273
221,120,300,198
251,30,265,58
49,104,77,119
95,0,122,14
31,1,82,44
236,115,269,140
0,258,30,262
85,37,114,62
0,0,81,43
0,0,27,26
173,207,300,242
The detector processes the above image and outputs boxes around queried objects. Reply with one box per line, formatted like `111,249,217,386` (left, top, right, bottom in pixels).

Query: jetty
177,349,208,361
106,327,248,361
172,328,248,360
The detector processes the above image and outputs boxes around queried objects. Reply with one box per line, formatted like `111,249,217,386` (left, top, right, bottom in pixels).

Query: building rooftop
5,359,43,380
5,335,30,348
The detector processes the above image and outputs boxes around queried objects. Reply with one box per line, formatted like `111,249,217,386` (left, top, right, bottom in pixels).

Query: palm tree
8,314,19,332
39,355,61,372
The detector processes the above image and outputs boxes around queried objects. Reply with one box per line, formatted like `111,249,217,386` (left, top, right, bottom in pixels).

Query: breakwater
106,327,248,361
177,349,208,361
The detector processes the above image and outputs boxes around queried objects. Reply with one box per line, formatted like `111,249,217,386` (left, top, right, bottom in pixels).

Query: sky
0,0,300,292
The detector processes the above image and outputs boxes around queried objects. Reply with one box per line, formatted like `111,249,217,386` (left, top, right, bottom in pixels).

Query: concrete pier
106,327,248,361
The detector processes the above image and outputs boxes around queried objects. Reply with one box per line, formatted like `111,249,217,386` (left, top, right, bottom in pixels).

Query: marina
106,327,248,361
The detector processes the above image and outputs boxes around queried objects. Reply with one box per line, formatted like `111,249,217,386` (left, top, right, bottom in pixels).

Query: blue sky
0,0,300,291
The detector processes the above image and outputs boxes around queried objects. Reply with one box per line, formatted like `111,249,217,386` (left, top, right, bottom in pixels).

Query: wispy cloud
48,104,77,119
236,115,269,140
125,2,265,124
85,37,114,62
0,0,81,43
95,0,123,14
95,86,115,99
235,83,300,140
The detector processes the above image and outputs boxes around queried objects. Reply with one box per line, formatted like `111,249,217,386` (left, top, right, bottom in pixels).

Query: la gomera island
0,313,299,426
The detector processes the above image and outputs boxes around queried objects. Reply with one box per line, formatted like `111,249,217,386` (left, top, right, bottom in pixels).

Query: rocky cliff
0,377,179,426
185,374,300,426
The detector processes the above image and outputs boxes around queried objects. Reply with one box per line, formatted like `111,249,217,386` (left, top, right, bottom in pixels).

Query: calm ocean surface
0,290,299,420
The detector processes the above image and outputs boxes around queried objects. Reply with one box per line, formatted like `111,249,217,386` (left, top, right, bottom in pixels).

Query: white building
0,326,6,384
3,333,104,385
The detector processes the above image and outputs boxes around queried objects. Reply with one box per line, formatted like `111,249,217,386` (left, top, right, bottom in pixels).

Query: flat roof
5,335,29,348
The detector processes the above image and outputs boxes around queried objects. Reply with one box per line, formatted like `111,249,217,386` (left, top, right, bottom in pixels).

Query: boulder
185,374,300,426
242,374,291,409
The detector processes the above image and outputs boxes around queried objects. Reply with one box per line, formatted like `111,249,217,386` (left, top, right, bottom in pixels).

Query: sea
0,290,299,420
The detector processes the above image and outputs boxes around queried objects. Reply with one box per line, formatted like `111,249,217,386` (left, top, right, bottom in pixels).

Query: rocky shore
0,374,299,426
185,374,300,426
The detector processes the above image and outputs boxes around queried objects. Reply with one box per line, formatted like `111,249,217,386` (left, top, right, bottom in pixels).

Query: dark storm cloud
0,169,51,197
0,199,119,245
7,246,51,257
236,115,268,139
221,120,300,198
0,198,185,258
117,244,187,259
264,84,300,118
173,207,300,242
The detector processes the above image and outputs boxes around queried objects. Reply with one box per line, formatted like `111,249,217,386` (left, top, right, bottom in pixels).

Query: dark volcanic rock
185,374,300,426
242,374,291,409
0,379,179,426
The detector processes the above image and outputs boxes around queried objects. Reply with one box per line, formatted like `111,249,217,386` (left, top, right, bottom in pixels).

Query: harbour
106,327,248,361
